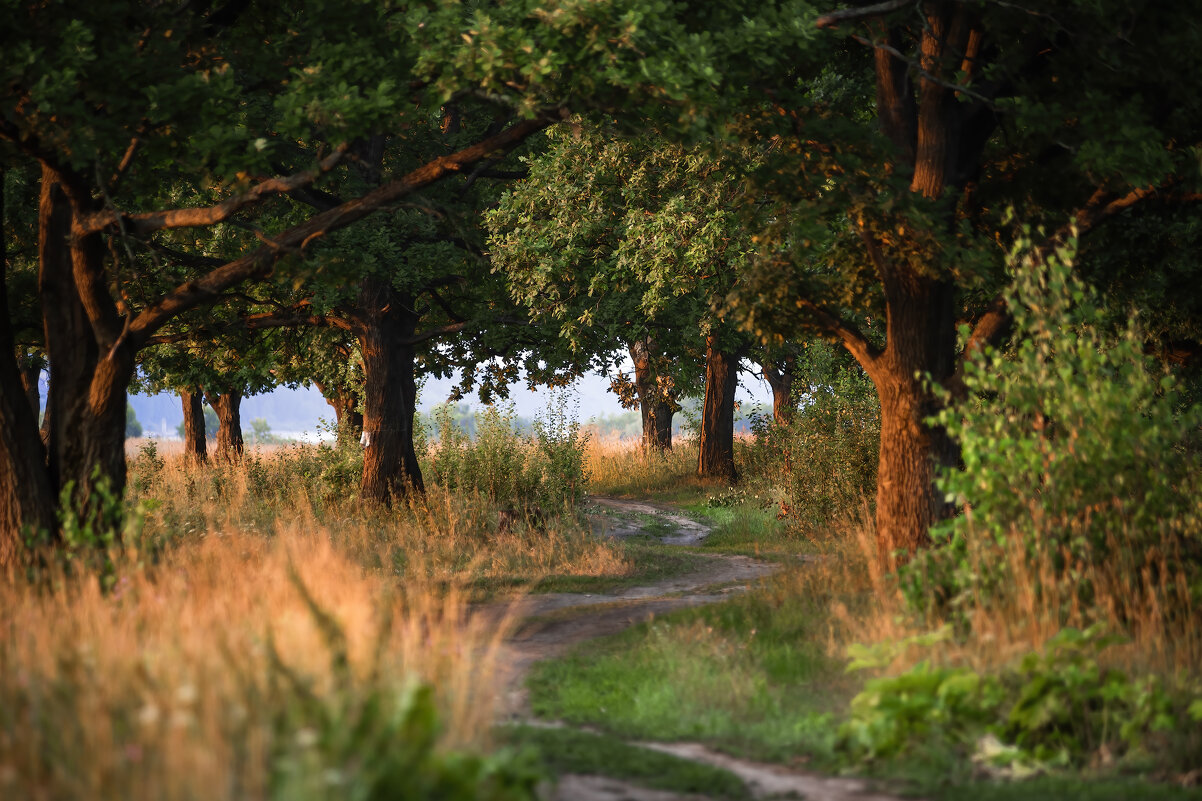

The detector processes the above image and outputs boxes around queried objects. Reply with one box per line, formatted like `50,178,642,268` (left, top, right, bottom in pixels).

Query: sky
127,364,776,438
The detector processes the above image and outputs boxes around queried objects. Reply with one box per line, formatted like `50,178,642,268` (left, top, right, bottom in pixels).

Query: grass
499,724,752,799
526,563,852,767
0,523,520,800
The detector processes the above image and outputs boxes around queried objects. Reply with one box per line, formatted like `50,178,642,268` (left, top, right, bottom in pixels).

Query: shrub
428,397,589,514
839,625,1195,774
902,231,1202,623
742,348,879,537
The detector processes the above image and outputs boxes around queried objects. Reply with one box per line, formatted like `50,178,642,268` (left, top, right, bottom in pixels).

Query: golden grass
583,433,702,497
0,444,639,799
0,525,511,800
130,447,631,587
816,503,1202,678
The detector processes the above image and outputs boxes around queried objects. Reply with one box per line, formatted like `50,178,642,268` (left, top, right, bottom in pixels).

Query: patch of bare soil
485,495,909,801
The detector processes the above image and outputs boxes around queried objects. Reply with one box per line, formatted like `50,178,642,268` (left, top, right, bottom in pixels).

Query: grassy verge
526,566,852,768
499,725,751,800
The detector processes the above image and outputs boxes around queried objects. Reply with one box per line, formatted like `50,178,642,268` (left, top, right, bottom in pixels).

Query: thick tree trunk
37,164,134,536
762,356,796,425
0,168,55,562
357,277,424,503
868,275,959,560
629,338,673,452
697,335,739,483
316,380,364,447
206,389,244,461
181,389,207,464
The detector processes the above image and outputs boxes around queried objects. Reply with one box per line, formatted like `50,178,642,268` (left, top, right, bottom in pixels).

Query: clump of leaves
742,344,879,536
428,396,589,515
839,625,1196,775
901,228,1202,622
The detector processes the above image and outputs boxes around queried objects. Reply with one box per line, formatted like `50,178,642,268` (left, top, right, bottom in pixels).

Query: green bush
839,626,1193,774
428,398,589,514
901,231,1202,617
742,350,879,536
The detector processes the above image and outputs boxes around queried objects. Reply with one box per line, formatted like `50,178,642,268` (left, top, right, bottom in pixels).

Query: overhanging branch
127,111,563,345
816,0,915,29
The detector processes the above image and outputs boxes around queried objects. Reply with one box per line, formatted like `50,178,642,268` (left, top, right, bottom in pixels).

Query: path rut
486,495,907,801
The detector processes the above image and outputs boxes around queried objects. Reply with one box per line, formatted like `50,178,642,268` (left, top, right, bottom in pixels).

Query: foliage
901,233,1202,618
428,396,589,514
124,402,142,438
245,417,286,446
741,343,879,536
839,625,1195,775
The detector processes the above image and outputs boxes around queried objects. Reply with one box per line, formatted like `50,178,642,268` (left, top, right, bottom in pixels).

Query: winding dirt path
486,495,907,801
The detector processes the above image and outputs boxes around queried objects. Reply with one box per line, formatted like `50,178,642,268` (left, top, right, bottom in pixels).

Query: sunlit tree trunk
36,164,134,540
761,356,796,425
316,379,364,447
206,389,244,461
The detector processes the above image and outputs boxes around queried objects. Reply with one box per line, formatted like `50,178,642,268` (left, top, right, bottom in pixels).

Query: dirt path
487,495,907,801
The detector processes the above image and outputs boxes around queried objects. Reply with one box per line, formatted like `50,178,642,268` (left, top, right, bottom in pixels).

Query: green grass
499,724,752,800
526,569,851,766
925,775,1202,801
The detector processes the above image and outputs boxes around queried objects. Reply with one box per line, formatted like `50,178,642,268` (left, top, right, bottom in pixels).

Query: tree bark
863,271,959,560
356,277,424,503
36,164,135,536
629,337,673,452
0,167,55,562
761,356,796,425
697,335,739,483
206,389,244,461
315,379,364,447
181,388,207,464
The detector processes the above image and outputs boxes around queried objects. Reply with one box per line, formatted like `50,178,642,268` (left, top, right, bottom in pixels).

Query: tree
723,0,1202,556
124,402,142,438
1,0,681,552
489,123,760,481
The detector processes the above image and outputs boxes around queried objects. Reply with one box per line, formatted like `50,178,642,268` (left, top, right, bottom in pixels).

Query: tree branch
76,145,350,237
947,295,1010,398
127,111,564,345
797,297,882,369
816,0,915,29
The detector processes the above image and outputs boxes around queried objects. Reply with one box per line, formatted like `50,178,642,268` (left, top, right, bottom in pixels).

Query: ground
485,495,909,801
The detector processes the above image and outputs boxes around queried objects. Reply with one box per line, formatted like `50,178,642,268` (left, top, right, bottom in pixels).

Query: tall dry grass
0,440,639,799
128,443,630,587
583,433,700,497
817,503,1202,678
0,525,512,800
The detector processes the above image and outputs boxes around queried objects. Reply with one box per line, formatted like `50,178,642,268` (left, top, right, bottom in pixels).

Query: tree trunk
181,388,207,464
316,380,364,447
868,274,959,560
37,164,135,537
356,277,424,503
206,389,244,461
17,352,41,419
629,338,673,452
762,356,796,425
0,168,55,562
697,335,739,483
